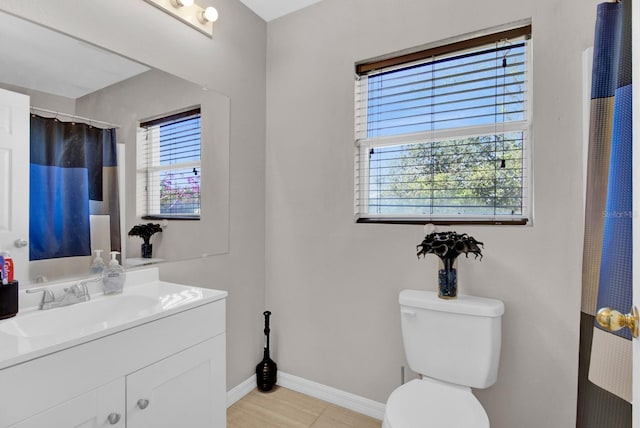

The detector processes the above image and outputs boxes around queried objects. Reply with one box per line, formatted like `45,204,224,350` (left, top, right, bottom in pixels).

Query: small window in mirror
137,107,201,220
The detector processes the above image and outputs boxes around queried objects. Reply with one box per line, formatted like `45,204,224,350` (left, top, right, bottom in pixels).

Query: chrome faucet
26,281,92,310
25,287,55,310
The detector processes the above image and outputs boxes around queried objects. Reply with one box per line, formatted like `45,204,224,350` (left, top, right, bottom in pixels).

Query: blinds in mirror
137,107,202,219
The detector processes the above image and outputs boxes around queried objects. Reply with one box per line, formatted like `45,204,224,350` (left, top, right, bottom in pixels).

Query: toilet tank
399,290,504,389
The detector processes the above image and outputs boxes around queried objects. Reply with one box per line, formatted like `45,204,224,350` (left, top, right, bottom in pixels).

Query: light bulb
199,6,219,23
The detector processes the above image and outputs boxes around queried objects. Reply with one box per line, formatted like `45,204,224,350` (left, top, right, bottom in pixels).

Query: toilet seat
382,378,489,428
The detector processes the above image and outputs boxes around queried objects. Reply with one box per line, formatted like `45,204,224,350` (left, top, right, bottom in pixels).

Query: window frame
354,24,532,225
137,107,202,221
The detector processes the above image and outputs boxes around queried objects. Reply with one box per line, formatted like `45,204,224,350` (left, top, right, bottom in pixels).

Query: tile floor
227,386,382,428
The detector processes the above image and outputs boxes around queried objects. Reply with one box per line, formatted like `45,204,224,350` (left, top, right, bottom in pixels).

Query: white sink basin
0,269,227,370
0,294,159,338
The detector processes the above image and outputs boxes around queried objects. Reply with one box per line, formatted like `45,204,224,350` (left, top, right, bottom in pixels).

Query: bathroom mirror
0,10,230,284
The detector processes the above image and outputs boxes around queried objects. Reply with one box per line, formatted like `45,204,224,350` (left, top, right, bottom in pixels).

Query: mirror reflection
0,10,230,284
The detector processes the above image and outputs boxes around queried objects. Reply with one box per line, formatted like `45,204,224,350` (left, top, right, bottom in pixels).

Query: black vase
141,243,153,258
438,258,458,299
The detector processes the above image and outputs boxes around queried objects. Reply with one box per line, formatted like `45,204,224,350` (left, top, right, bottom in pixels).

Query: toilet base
382,378,489,428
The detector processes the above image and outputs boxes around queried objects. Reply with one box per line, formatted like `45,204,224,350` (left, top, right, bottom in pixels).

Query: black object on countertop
0,280,18,320
256,310,277,392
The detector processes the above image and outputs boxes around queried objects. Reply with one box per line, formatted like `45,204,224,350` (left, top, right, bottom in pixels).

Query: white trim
278,372,385,421
356,121,529,149
226,374,256,407
226,372,386,420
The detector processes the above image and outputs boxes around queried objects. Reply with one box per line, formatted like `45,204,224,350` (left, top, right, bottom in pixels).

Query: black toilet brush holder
256,311,277,392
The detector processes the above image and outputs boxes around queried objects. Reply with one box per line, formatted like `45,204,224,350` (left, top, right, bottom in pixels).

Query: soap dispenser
102,251,125,295
90,249,105,275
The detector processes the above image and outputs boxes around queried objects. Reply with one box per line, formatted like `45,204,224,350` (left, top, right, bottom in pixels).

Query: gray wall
2,0,608,425
265,1,599,427
0,0,267,390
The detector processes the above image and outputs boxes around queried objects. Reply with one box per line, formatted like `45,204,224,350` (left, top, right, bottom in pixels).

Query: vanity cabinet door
8,378,124,428
126,334,226,428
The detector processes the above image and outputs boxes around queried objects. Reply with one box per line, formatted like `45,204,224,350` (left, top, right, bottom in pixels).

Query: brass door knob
596,306,639,338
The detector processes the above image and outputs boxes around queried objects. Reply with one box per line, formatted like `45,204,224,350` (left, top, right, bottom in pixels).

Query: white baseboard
278,372,385,421
226,372,386,420
227,374,256,407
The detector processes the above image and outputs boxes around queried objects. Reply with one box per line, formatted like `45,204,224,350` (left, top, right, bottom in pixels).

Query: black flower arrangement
416,230,483,299
128,223,162,258
416,231,484,262
128,223,162,244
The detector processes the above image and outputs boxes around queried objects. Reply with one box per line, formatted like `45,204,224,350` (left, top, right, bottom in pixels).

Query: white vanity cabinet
9,336,224,428
126,335,225,428
8,379,125,428
0,277,227,428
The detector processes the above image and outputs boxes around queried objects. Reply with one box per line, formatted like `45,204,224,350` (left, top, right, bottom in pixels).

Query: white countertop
0,268,227,370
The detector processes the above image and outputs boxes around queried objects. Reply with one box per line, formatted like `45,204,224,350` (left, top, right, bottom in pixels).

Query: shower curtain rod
30,106,121,129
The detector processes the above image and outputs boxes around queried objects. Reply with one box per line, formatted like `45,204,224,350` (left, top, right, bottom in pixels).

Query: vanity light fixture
143,0,218,37
170,0,194,6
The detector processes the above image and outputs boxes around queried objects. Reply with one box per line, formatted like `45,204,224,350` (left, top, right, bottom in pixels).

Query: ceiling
237,0,322,21
0,1,321,100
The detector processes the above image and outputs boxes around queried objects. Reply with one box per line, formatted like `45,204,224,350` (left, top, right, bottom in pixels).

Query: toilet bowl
382,378,489,428
382,290,504,428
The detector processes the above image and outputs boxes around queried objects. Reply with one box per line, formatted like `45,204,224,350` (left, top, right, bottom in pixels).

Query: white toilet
383,289,505,428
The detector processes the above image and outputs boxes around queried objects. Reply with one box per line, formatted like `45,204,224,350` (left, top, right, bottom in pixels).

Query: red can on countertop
0,252,14,283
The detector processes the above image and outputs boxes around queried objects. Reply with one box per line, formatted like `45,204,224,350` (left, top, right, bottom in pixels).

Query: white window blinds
137,108,201,219
354,25,531,224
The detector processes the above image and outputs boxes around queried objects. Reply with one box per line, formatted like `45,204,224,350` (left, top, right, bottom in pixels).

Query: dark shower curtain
29,115,121,260
577,1,632,426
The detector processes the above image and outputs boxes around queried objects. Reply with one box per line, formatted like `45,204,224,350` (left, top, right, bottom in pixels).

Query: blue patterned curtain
29,115,121,260
577,1,632,426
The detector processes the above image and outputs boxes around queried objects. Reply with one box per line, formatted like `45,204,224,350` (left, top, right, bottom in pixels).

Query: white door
8,379,124,428
0,88,29,283
126,335,226,428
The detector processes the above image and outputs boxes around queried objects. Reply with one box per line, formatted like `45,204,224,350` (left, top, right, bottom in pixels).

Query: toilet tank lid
399,290,504,317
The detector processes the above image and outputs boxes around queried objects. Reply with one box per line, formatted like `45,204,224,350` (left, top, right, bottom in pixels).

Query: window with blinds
137,107,201,219
354,25,532,224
